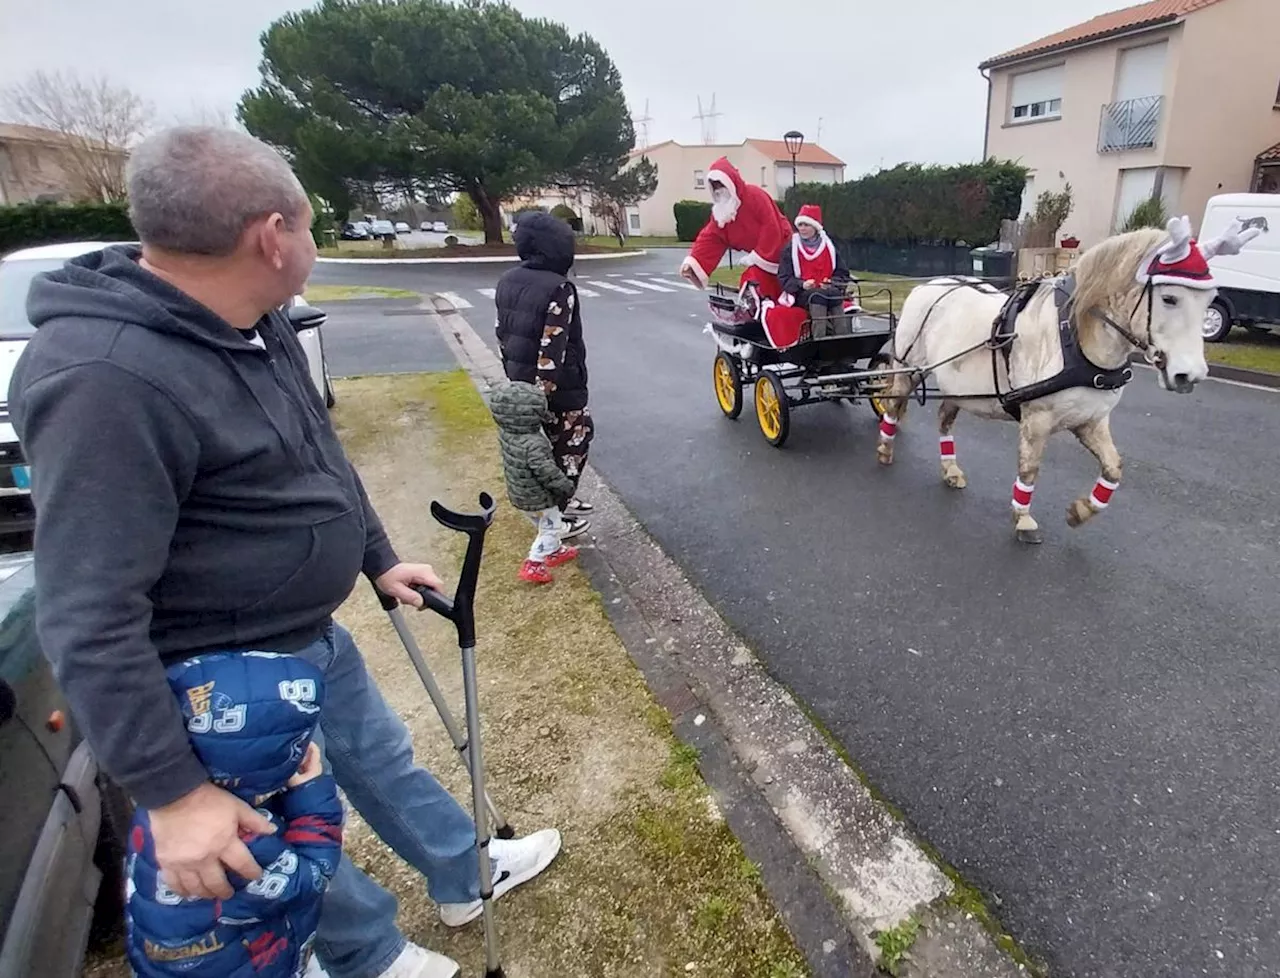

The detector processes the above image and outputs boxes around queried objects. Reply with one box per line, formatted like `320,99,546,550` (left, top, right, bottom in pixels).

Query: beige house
0,122,126,205
621,139,845,237
980,0,1280,249
504,139,845,237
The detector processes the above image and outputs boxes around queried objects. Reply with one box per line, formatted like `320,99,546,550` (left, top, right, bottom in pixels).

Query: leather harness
988,272,1134,421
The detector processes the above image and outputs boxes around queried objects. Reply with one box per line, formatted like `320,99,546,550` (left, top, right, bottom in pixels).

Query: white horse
874,216,1260,544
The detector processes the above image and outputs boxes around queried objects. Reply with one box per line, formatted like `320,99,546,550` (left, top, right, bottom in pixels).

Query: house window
1009,65,1064,123
760,166,767,188
628,211,641,231
1274,77,1280,106
694,170,705,189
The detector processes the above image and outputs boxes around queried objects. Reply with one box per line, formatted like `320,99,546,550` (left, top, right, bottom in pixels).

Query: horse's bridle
1087,281,1165,370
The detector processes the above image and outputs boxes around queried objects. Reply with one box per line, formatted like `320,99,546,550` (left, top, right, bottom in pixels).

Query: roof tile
980,0,1228,68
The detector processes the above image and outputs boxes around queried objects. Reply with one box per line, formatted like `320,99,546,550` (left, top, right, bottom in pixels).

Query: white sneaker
377,943,461,978
438,828,562,927
303,942,458,978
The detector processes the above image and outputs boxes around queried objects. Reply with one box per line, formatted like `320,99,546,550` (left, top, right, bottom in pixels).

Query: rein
1086,281,1165,370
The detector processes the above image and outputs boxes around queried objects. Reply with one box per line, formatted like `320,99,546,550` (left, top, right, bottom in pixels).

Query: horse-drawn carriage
706,280,901,447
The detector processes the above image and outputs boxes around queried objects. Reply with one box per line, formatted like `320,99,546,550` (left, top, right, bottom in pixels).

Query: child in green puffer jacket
489,381,581,584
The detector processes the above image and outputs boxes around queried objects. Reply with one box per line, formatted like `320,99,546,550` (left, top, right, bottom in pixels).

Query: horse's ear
1201,218,1263,261
1155,216,1194,263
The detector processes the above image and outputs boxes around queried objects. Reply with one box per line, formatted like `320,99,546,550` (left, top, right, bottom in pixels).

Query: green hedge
674,199,713,242
0,202,136,254
783,160,1027,247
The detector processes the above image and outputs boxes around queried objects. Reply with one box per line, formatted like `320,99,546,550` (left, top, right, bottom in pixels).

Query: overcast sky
0,0,1127,178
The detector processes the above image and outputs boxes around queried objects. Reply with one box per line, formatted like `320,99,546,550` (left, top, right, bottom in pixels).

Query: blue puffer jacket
125,652,344,978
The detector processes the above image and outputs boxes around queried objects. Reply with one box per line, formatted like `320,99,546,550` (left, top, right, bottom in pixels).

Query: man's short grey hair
127,126,309,256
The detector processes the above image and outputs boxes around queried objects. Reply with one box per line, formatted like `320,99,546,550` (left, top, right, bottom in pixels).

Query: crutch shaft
461,643,503,976
387,606,510,834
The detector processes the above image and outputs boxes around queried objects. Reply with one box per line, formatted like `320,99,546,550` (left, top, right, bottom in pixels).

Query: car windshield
0,258,64,340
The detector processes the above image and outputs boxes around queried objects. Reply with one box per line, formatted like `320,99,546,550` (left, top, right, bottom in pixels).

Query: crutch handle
411,584,456,619
372,584,455,618
380,492,495,648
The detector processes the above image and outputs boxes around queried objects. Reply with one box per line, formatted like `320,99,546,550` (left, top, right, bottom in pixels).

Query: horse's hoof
1016,527,1044,545
1065,500,1091,528
877,448,894,466
943,473,967,489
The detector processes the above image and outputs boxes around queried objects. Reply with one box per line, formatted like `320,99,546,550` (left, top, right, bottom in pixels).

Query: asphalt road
310,250,1280,978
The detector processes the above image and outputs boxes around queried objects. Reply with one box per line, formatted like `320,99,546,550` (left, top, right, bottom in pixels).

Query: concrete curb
1207,361,1280,389
426,296,1037,978
316,249,646,265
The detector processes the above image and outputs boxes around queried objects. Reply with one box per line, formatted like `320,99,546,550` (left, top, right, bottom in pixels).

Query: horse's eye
1161,295,1178,307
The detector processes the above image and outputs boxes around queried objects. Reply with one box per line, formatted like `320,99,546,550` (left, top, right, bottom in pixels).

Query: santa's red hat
795,204,824,233
1136,215,1233,290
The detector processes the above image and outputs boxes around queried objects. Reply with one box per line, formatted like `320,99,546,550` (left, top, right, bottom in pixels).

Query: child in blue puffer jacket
125,651,344,978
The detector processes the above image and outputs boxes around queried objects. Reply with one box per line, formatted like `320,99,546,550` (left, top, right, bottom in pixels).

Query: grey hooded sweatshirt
8,245,399,808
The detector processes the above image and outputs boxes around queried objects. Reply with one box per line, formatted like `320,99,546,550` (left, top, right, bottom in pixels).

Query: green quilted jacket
490,381,577,513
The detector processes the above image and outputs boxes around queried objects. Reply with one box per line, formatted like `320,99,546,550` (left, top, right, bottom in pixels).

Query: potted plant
1060,234,1080,249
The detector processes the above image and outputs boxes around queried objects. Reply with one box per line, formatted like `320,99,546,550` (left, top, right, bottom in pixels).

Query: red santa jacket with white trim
680,157,793,287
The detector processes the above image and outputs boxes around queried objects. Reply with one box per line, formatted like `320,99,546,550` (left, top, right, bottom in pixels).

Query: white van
1200,192,1280,342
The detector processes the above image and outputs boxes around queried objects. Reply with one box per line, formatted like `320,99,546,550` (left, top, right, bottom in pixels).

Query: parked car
432,221,449,233
1201,193,1280,342
0,548,132,978
369,220,395,241
394,221,411,235
419,221,433,232
339,222,370,241
0,242,335,537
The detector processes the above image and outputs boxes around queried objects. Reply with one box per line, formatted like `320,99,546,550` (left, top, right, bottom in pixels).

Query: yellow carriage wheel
866,353,893,420
713,352,743,420
754,372,790,448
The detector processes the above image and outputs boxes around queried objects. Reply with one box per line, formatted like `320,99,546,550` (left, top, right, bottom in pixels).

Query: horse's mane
1067,228,1167,342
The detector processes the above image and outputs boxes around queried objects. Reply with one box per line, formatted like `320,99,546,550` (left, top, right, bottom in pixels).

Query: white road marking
1130,359,1280,394
585,280,643,295
577,287,601,298
663,277,699,290
622,278,676,293
437,291,472,309
476,288,496,298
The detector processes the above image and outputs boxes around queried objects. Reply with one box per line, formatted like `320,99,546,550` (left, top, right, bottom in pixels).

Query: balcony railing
1098,95,1163,153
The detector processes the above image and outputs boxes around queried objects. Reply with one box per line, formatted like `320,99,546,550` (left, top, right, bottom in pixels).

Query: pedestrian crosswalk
430,274,702,311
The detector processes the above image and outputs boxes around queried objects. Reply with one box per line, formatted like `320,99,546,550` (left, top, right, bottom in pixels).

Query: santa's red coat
681,157,808,349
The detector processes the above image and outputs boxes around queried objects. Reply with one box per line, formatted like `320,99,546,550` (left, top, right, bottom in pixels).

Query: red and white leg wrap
1088,476,1119,510
1011,478,1035,513
879,415,898,441
939,435,956,462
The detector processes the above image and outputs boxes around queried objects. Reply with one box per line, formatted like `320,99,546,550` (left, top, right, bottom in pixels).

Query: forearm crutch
406,491,507,978
372,581,514,840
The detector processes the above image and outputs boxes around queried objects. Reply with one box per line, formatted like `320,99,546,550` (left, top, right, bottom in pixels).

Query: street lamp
783,130,805,189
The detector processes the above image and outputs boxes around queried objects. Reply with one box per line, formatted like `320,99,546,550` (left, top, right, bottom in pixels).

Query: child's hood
490,381,552,433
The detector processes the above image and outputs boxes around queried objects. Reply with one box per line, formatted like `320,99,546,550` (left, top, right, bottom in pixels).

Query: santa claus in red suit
679,157,809,349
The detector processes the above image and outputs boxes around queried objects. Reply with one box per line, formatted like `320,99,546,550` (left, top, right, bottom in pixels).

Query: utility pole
632,99,653,149
694,94,723,144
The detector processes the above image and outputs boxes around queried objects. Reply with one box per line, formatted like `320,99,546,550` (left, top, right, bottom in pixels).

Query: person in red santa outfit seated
679,157,809,350
777,204,851,332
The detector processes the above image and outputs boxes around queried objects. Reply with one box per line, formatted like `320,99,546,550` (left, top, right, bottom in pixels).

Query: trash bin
970,247,1015,286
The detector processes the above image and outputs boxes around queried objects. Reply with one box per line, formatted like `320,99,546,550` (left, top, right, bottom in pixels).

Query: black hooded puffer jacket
494,212,588,412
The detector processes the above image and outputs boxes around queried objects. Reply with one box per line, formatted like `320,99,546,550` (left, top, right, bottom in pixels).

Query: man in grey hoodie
9,127,560,978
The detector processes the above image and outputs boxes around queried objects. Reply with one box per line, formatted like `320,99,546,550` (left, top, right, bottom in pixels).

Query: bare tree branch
3,70,153,201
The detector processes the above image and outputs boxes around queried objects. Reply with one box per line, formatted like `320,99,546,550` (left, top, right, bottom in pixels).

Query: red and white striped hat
794,204,824,233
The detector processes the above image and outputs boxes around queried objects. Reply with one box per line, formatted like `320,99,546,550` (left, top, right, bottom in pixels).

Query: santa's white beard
712,190,740,227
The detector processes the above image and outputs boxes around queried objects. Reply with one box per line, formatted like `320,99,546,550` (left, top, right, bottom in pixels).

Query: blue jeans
294,621,480,978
